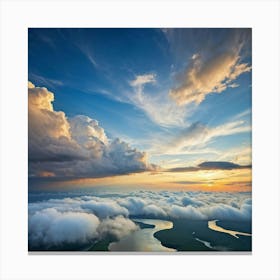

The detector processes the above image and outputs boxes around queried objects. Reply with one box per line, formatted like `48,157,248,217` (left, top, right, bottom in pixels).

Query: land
154,219,252,251
29,218,252,252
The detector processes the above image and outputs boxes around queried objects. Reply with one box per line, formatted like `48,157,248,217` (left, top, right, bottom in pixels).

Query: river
208,220,252,238
108,219,176,252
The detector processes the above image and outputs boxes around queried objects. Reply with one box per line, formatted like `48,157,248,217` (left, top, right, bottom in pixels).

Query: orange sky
47,168,252,192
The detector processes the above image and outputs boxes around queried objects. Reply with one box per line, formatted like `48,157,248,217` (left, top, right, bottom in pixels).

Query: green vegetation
154,219,251,251
87,237,113,251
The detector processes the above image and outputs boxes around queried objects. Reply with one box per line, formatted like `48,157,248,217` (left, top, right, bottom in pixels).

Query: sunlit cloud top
28,28,251,190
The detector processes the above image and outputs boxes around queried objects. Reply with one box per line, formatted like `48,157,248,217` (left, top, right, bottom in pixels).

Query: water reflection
208,220,252,238
109,219,176,252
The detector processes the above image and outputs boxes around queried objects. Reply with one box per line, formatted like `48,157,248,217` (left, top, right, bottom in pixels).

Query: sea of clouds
28,190,251,248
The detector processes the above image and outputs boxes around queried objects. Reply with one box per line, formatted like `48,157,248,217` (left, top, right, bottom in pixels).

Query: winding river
208,220,252,238
108,219,176,252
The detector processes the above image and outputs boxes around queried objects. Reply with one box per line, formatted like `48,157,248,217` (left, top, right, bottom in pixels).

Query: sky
28,28,252,192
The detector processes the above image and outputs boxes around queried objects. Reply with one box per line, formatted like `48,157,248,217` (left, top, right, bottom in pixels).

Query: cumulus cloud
29,208,138,248
70,115,108,147
97,215,139,240
29,191,252,224
201,204,251,221
80,200,129,219
29,208,100,247
28,83,156,178
169,32,251,106
28,84,83,165
169,205,207,219
181,195,205,207
117,196,167,218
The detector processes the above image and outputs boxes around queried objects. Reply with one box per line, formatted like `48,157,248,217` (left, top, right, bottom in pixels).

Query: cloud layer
28,82,156,178
29,190,251,248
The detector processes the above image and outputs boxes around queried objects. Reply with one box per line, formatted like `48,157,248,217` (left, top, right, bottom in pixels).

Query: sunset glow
28,28,252,252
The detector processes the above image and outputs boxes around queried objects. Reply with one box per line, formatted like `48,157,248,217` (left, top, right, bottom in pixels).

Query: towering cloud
28,82,155,178
28,82,82,164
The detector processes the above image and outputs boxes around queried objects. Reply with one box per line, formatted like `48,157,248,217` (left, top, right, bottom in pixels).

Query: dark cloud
224,181,252,187
167,166,198,172
172,181,203,185
198,161,251,170
168,161,251,173
28,82,157,178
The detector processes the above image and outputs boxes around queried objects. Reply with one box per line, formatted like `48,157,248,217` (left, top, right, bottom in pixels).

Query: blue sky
28,28,252,182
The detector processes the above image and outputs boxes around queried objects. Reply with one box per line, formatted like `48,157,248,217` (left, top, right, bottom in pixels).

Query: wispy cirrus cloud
162,28,252,106
216,146,252,166
127,30,251,127
169,51,251,106
129,73,156,87
129,74,188,127
29,74,63,88
77,43,98,68
152,119,251,156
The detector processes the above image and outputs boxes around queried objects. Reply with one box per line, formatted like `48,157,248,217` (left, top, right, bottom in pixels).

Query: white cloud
28,83,156,178
29,73,64,88
28,84,82,167
169,32,252,106
29,208,100,246
129,74,188,127
169,205,207,220
97,215,139,239
70,115,108,146
217,146,252,166
76,43,98,68
156,120,251,156
28,191,251,248
81,200,129,219
169,52,251,106
201,203,251,221
28,81,35,88
130,74,156,87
